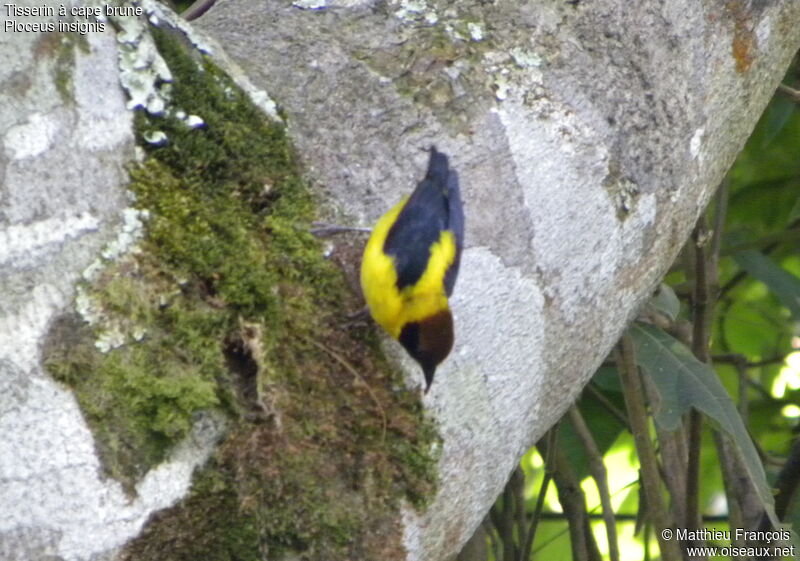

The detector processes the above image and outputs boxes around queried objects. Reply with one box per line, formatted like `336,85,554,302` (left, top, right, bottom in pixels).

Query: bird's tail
425,146,451,190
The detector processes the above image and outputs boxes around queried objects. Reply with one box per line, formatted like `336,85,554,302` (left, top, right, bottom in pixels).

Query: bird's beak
423,365,436,394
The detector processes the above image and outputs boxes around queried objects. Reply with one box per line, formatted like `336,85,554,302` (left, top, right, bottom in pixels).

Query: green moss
45,269,226,489
43,23,439,560
123,464,262,561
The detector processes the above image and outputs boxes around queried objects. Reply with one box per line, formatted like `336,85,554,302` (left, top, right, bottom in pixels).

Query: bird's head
398,310,454,392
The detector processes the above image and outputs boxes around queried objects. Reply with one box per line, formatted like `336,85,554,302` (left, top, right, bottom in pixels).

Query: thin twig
686,215,714,533
528,511,732,522
527,491,735,556
714,432,747,558
522,470,551,556
490,519,503,561
500,476,516,561
640,364,689,526
733,358,750,424
712,354,786,368
522,427,559,560
585,382,630,428
778,83,800,104
551,447,600,561
719,219,799,298
762,437,800,525
719,270,749,299
721,228,800,256
310,222,372,237
489,469,521,561
513,467,526,560
653,425,688,526
615,336,681,561
569,405,620,561
496,467,525,561
488,504,502,541
181,0,217,20
691,213,716,363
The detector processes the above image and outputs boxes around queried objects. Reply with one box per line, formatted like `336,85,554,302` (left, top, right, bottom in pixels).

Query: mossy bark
43,22,439,560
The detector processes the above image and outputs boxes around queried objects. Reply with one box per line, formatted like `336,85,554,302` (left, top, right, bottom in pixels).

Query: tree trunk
1,0,798,560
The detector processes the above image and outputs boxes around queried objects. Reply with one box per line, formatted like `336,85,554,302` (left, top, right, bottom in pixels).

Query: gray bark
197,1,800,558
0,5,229,561
1,0,798,559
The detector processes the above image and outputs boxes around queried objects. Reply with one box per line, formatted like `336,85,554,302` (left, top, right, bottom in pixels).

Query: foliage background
465,56,800,561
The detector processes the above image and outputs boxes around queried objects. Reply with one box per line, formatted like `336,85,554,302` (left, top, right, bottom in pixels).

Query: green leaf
734,250,800,320
722,299,784,358
629,323,778,526
648,283,680,321
759,95,796,148
788,196,800,225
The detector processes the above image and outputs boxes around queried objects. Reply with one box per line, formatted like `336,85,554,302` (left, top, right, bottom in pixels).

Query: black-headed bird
360,147,464,392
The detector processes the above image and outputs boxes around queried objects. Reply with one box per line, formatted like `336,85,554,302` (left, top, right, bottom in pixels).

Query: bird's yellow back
361,196,457,338
359,147,463,391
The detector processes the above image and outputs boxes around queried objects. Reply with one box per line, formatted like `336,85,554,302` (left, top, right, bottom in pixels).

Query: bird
360,147,464,392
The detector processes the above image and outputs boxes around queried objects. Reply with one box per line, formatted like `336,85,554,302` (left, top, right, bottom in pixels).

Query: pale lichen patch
100,208,150,261
510,47,543,69
74,206,150,353
393,0,438,24
690,127,704,160
0,212,100,267
293,0,328,9
4,112,61,160
467,22,484,42
116,21,173,114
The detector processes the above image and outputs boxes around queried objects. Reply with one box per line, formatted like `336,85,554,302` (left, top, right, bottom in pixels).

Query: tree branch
569,405,620,561
778,83,800,104
181,0,218,21
712,354,787,368
686,214,715,535
552,448,602,561
615,336,681,561
760,437,800,530
521,428,558,560
585,382,630,428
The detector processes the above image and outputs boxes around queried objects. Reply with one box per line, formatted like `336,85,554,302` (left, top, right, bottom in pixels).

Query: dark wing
442,167,463,296
384,147,464,295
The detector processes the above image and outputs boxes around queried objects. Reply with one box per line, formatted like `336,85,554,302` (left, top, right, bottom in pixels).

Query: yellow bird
360,147,464,392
